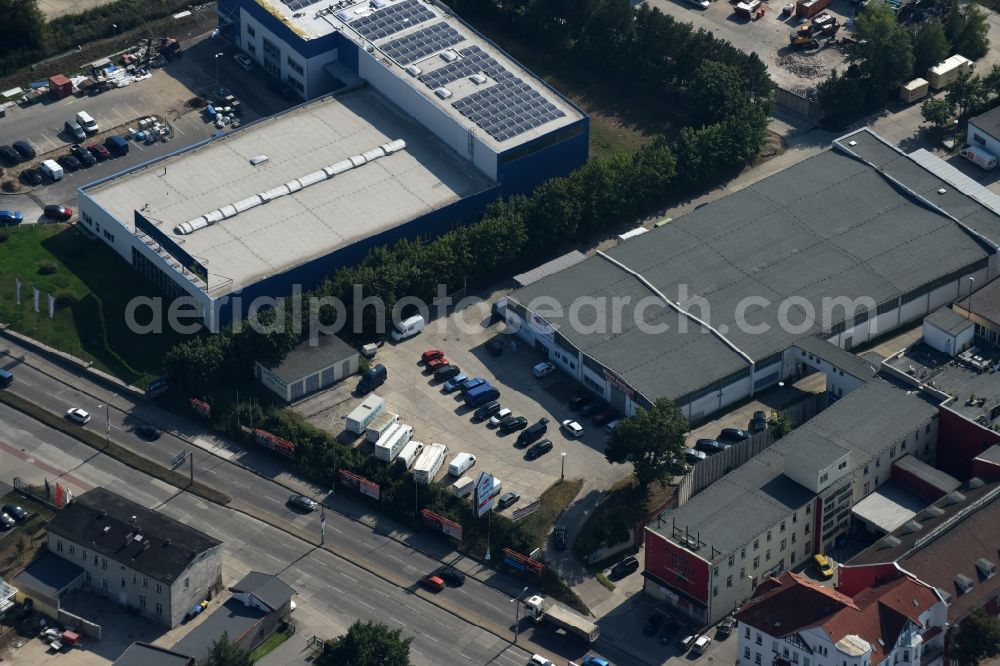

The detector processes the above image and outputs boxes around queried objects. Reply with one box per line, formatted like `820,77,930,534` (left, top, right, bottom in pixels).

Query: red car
426,357,449,371
43,204,74,221
88,143,111,161
592,409,618,426
420,574,445,592
421,349,445,364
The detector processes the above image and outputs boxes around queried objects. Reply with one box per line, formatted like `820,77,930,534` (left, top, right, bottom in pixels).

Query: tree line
818,0,990,128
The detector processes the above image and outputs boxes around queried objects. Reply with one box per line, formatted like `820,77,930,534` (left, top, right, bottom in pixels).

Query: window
741,548,746,560
155,601,163,616
754,556,760,568
756,633,762,645
102,558,107,570
143,577,149,589
81,549,86,560
766,549,771,561
767,531,772,542
806,504,811,515
792,512,798,524
155,583,162,594
120,577,126,587
864,465,869,475
755,653,762,665
745,627,750,639
780,538,787,551
820,472,828,483
132,573,136,584
890,446,896,457
754,539,759,550
103,229,115,243
727,575,733,588
139,595,146,608
780,521,786,533
713,586,718,598
864,481,870,494
247,24,256,37
93,555,98,565
56,540,63,552
926,424,931,433
792,533,797,544
102,577,108,590
902,440,907,450
286,55,304,74
85,571,91,583
286,74,304,93
837,460,847,470
974,132,985,145
745,648,752,659
805,523,811,534
876,457,881,468
68,545,74,555
729,555,735,567
740,567,745,579
185,577,190,589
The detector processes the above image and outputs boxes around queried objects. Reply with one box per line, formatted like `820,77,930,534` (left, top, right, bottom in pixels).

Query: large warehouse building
79,0,587,329
505,129,1000,423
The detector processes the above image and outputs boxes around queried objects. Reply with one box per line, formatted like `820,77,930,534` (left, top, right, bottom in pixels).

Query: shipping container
345,394,384,434
796,0,831,18
927,55,972,90
48,74,72,99
365,411,400,443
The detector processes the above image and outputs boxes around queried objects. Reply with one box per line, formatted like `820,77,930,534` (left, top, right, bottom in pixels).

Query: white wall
238,11,338,98
968,120,1000,160
923,321,959,355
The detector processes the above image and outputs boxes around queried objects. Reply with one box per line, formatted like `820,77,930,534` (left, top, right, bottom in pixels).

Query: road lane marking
263,552,280,561
263,495,279,503
389,616,406,627
423,634,439,642
124,102,142,120
339,572,357,582
459,652,473,661
357,600,374,610
324,584,344,594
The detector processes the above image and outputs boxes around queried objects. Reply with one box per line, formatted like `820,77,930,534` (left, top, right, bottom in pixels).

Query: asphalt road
0,338,636,665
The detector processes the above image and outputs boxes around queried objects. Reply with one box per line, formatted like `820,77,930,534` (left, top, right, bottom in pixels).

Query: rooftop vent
946,491,966,505
976,558,997,580
103,526,111,533
938,188,947,195
250,155,268,166
440,50,458,63
131,515,137,523
404,65,421,77
880,535,902,549
164,539,172,547
469,73,487,85
370,0,388,7
967,477,985,489
433,87,452,99
903,520,923,534
848,140,857,146
920,505,945,519
134,533,144,543
955,573,974,594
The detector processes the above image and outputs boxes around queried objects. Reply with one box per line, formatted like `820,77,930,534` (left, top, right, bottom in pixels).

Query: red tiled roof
735,572,856,637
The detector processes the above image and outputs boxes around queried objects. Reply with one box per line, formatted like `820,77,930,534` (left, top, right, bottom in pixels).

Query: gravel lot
294,303,633,508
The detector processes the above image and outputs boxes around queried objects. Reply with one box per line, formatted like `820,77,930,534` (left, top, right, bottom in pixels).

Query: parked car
611,556,640,579
561,419,584,438
0,513,14,530
813,553,834,579
532,361,555,378
605,419,621,434
443,374,468,393
0,145,21,165
516,418,549,447
643,612,664,636
420,574,445,592
693,635,712,656
529,655,553,666
421,348,444,364
58,154,82,172
684,447,707,464
580,658,610,666
679,632,698,652
65,407,91,424
717,615,736,638
43,205,74,221
474,401,502,422
459,377,486,393
486,338,503,356
569,392,593,410
135,424,162,440
234,53,255,71
749,410,768,433
20,168,43,186
71,144,97,166
489,408,512,427
435,364,462,381
12,140,36,160
2,504,27,521
288,494,317,512
719,428,750,443
426,356,449,371
88,143,111,161
0,211,23,226
553,524,567,550
525,439,554,460
435,565,465,586
592,409,617,426
695,438,726,454
496,492,520,510
499,415,528,433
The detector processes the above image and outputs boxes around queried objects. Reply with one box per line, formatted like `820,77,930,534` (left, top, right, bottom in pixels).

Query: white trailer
451,475,474,498
396,440,425,469
413,443,448,484
345,394,384,434
523,595,599,644
375,424,413,462
927,54,972,90
366,411,400,443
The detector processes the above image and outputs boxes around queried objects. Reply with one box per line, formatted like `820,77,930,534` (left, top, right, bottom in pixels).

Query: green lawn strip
0,391,230,505
0,225,187,386
595,573,615,592
0,492,54,579
249,629,290,662
516,479,584,547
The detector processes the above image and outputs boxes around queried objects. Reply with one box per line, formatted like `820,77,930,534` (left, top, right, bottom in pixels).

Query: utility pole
189,451,194,485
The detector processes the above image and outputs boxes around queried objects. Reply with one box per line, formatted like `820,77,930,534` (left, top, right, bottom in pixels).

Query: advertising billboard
474,471,496,517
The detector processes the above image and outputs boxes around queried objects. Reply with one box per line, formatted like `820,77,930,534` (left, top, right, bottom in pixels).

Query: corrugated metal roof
513,250,585,287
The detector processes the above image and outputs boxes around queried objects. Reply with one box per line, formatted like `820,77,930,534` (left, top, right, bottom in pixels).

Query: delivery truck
413,443,448,484
366,411,401,443
451,475,474,498
375,424,413,462
960,145,998,171
900,78,929,103
927,55,972,90
396,440,425,469
522,595,600,644
346,394,384,434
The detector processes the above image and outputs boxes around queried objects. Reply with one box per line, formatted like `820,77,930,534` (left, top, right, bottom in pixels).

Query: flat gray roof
919,361,1000,421
84,89,490,295
956,276,1000,327
268,335,356,384
655,382,941,561
971,105,1000,140
171,598,266,661
514,250,585,288
512,132,993,404
976,444,1000,465
893,454,960,494
925,307,974,336
254,0,581,150
113,642,193,666
12,551,84,598
851,481,928,533
793,336,877,382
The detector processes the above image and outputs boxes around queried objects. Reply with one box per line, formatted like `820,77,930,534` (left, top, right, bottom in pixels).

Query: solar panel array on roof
283,0,323,11
350,0,435,41
419,46,508,89
453,78,565,141
380,22,465,65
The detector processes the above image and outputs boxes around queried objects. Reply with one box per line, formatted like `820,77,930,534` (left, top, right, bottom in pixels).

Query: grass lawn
0,224,189,386
575,478,675,569
517,478,584,547
249,630,290,662
0,492,55,580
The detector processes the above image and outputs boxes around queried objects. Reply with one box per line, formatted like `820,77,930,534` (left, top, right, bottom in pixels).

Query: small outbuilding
255,334,358,402
923,307,974,357
112,642,194,666
968,105,1000,165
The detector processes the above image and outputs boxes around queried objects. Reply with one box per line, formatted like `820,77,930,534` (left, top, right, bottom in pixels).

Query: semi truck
375,424,413,462
366,411,401,443
413,443,448,484
522,595,600,644
346,394,384,434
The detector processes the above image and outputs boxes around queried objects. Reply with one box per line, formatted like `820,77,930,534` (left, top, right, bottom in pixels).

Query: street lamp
214,52,224,85
968,276,976,321
97,393,117,449
560,451,566,481
510,586,528,642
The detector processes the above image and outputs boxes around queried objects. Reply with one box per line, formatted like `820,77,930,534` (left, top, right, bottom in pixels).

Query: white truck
365,411,400,443
396,440,425,469
522,595,599,644
413,443,448,484
451,475,474,498
375,424,412,462
345,394,384,434
961,145,998,171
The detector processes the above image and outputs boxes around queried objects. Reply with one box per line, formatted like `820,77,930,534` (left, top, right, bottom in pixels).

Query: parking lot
295,303,634,512
643,0,853,94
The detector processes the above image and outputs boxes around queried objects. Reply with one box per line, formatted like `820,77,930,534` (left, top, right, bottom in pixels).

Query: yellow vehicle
813,553,834,579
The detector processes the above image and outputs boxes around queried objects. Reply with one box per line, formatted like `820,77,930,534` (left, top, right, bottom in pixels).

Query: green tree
911,22,949,79
0,0,45,59
946,73,986,118
984,64,1000,97
318,621,412,666
605,397,689,490
920,96,954,128
204,632,253,666
686,61,747,126
845,3,915,103
947,3,990,60
768,411,792,439
949,610,1000,666
817,69,869,128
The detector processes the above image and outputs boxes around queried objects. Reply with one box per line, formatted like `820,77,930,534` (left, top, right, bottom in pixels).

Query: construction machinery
789,16,841,48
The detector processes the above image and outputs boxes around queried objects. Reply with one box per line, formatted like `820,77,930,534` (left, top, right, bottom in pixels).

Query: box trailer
375,424,413,462
960,145,998,171
365,411,400,443
795,0,830,18
451,475,474,498
396,440,425,469
523,595,600,644
345,394,384,434
413,443,448,484
927,55,972,90
900,78,929,103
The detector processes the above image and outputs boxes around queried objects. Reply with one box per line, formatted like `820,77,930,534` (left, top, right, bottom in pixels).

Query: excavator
789,15,841,48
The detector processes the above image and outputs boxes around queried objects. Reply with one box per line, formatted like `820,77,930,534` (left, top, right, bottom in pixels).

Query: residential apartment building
46,488,223,628
644,381,941,625
735,570,946,666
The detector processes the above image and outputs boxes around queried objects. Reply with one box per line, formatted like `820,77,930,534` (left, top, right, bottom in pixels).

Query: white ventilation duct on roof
173,139,407,235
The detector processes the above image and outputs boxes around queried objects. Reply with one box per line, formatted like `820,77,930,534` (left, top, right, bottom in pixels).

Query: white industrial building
255,334,358,402
968,105,1000,162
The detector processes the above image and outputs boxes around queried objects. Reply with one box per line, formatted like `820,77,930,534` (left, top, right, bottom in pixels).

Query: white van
390,314,425,341
76,111,99,134
40,159,64,181
448,452,476,476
